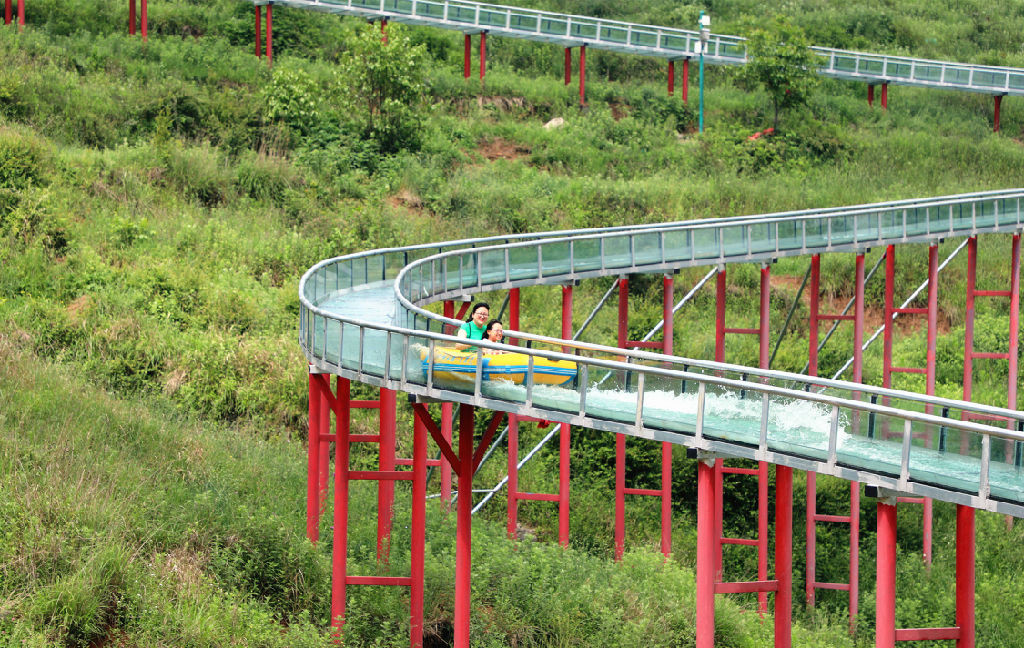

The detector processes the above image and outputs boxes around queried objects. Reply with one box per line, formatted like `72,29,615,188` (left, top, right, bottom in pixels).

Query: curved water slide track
301,189,1024,647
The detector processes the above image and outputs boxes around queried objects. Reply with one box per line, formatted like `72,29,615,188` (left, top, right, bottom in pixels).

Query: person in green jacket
455,302,489,351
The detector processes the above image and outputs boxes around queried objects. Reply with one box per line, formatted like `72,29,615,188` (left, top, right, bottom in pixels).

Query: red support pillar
410,402,427,648
564,47,571,85
774,466,793,647
853,253,865,383
16,0,23,30
808,255,820,375
377,388,397,565
614,277,628,560
579,45,587,106
331,377,351,637
139,0,146,41
695,457,716,648
255,6,262,57
881,82,888,109
955,505,976,648
876,498,897,648
506,289,519,538
318,377,332,516
668,60,675,96
454,404,475,648
1009,234,1021,412
265,4,273,67
307,371,323,543
963,237,977,404
129,0,136,35
380,17,388,44
479,32,486,80
994,95,1003,133
4,0,10,26
868,84,875,107
714,267,726,362
463,34,471,79
558,285,573,547
682,59,689,103
883,246,895,389
660,274,674,558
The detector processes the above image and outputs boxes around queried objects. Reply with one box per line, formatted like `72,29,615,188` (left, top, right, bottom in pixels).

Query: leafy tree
741,17,819,130
337,23,428,154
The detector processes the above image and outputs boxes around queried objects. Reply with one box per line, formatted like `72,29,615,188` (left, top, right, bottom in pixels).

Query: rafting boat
419,347,577,386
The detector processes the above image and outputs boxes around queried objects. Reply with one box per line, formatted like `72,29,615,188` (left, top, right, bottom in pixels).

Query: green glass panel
600,26,628,43
603,235,631,269
574,238,602,272
633,232,662,266
540,241,571,277
508,246,539,280
509,13,537,31
480,249,505,285
540,18,567,35
889,62,911,78
750,223,775,254
857,213,879,241
663,229,692,262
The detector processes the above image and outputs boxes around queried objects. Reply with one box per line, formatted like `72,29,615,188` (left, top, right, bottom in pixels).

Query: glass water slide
254,0,1024,96
299,190,1024,518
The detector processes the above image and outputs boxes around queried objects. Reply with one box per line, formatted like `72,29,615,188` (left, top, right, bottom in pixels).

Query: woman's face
486,323,504,341
472,307,489,327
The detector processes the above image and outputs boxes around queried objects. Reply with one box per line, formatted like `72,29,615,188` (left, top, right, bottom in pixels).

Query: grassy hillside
3,0,1024,645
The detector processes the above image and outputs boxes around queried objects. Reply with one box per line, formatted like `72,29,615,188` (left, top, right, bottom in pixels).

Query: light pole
698,11,710,133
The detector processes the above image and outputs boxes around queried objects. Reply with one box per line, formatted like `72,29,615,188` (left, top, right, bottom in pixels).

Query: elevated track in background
301,189,1024,648
247,0,1024,127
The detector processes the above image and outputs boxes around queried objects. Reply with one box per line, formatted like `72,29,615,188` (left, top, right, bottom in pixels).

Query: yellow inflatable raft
420,347,576,386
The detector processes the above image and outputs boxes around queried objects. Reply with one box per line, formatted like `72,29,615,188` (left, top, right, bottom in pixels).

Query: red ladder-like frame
711,264,771,614
614,274,674,560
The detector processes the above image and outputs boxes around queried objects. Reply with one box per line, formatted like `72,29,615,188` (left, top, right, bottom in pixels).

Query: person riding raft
454,302,490,351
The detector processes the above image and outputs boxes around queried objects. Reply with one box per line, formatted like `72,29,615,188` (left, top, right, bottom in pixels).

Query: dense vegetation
2,0,1024,646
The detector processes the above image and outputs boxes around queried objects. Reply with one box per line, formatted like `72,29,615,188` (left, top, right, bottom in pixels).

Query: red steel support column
559,285,573,547
331,377,351,637
881,83,888,109
994,95,1003,133
564,47,571,85
963,237,977,404
774,466,793,648
668,60,675,96
696,458,716,648
463,34,471,79
579,45,587,106
714,268,726,362
380,17,388,44
1009,234,1020,412
876,499,897,648
265,4,273,67
805,471,817,608
614,431,625,560
614,277,628,560
853,253,865,383
307,371,323,543
682,59,689,103
923,244,939,562
479,32,486,80
454,404,475,648
129,0,136,35
507,412,520,538
660,274,674,557
377,388,397,564
883,246,895,388
255,6,262,57
4,0,10,26
410,403,427,648
139,0,146,40
955,505,975,648
318,377,331,515
808,255,820,375
868,84,875,107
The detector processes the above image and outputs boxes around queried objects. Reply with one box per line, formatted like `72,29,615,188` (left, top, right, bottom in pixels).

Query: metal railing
300,190,1024,516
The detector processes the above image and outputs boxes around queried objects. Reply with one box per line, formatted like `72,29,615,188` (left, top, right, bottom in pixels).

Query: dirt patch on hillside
476,137,531,161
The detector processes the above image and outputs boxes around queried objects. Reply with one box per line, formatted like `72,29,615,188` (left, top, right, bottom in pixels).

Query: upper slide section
254,0,1024,96
300,190,1024,518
